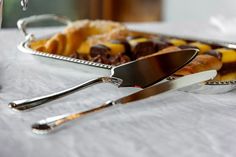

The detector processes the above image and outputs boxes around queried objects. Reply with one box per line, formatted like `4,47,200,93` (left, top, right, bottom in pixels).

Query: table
0,22,236,157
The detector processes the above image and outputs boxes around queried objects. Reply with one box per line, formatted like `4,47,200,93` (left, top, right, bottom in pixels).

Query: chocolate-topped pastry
91,40,128,57
110,39,131,56
126,36,144,41
134,41,155,58
205,48,236,72
103,42,125,55
90,42,132,64
158,37,187,47
179,45,199,50
168,39,187,46
158,36,169,42
152,39,170,51
27,18,236,73
204,50,222,60
213,48,236,64
90,44,110,57
128,38,156,59
189,42,212,53
220,71,236,81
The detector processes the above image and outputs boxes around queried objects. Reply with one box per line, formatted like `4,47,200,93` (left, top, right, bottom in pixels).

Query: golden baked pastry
138,46,181,60
175,54,223,76
30,20,128,56
168,39,187,46
205,48,236,64
29,39,48,52
28,19,235,75
189,42,212,53
156,46,181,55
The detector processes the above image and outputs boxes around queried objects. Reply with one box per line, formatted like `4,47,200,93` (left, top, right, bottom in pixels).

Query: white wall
163,0,236,21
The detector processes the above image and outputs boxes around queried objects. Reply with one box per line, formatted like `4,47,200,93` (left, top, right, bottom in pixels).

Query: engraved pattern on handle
8,77,122,111
31,101,116,134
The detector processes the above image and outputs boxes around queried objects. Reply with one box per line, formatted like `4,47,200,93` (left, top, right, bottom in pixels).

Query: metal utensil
9,49,198,111
31,70,217,134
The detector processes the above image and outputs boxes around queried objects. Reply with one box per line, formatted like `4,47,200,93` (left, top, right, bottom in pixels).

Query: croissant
29,20,128,57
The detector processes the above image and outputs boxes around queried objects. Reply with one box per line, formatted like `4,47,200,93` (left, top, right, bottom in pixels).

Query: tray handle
17,14,72,40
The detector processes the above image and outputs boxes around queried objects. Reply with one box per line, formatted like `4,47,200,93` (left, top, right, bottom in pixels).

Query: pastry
175,54,223,76
205,48,236,64
156,46,181,55
29,39,48,52
152,39,170,51
168,39,187,46
28,19,235,74
30,20,128,56
189,42,212,53
127,37,156,58
90,42,126,56
138,46,181,60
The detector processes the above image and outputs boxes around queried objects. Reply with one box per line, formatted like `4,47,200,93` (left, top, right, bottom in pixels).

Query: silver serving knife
31,70,217,134
9,49,198,111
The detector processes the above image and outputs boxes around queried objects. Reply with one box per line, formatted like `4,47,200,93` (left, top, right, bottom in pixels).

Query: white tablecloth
0,22,236,157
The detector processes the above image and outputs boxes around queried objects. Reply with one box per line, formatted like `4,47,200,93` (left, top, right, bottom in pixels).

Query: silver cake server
31,70,217,134
9,49,198,111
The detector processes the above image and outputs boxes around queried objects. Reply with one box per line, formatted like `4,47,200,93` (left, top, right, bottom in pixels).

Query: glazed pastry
44,33,67,55
175,54,223,76
30,20,128,56
205,48,236,64
179,44,199,50
219,71,236,81
128,37,156,58
128,38,149,46
214,71,236,81
89,41,126,56
138,46,181,60
29,39,48,52
90,45,110,57
77,40,91,55
168,39,187,46
89,44,130,65
103,42,125,55
27,19,236,73
152,39,170,51
189,42,212,53
110,40,131,56
156,46,181,55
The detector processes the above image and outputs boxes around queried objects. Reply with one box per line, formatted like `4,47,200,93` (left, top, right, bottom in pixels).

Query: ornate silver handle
9,77,122,111
17,14,72,40
32,100,117,134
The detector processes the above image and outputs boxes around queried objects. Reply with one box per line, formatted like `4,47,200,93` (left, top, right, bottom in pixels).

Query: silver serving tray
17,14,236,94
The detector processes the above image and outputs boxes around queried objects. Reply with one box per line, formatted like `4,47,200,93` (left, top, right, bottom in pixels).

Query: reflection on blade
113,49,198,87
116,70,217,104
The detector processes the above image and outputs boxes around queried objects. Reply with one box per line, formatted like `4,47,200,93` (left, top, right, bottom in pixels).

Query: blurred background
2,0,236,28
